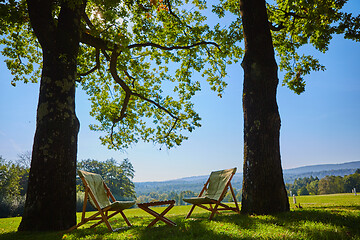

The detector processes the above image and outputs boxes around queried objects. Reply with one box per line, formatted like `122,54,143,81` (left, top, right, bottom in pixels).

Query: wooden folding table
137,200,177,228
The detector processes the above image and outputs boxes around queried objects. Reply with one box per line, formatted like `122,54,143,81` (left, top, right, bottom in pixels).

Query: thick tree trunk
240,0,289,214
18,1,83,231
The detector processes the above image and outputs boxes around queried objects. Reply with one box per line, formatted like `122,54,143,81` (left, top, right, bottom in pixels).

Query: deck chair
68,170,136,232
183,167,240,220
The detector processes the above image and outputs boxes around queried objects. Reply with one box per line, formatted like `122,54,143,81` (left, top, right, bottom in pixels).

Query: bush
298,186,309,196
0,195,25,218
76,192,95,212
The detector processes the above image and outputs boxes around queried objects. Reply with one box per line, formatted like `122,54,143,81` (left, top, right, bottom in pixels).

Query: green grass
0,194,359,240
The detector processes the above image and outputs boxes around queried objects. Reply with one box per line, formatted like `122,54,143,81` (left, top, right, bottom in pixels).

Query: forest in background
1,154,359,218
135,161,360,195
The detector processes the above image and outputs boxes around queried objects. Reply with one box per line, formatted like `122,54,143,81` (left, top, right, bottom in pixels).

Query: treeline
2,152,359,218
286,169,360,196
135,176,243,196
0,154,29,218
135,188,242,205
137,171,360,204
0,154,136,218
77,158,136,200
283,168,360,184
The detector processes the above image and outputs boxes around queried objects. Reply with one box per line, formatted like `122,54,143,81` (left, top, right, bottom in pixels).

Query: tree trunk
18,1,83,231
240,0,289,214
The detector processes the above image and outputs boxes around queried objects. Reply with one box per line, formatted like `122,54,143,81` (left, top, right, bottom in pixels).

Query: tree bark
18,0,84,231
240,0,290,214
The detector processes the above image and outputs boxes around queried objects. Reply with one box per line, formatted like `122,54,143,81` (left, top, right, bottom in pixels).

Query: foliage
306,180,319,195
286,171,360,196
0,156,28,200
287,176,319,196
209,0,360,95
2,0,358,151
0,195,25,219
0,0,244,151
283,168,360,184
1,194,360,239
76,0,244,150
0,0,41,86
77,158,136,199
318,175,345,195
267,0,360,94
297,186,309,196
0,156,28,218
344,172,360,193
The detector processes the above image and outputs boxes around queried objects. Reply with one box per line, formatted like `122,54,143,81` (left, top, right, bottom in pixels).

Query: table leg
138,204,176,227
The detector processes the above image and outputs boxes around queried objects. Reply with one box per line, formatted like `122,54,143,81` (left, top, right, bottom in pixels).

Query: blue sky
1,3,359,182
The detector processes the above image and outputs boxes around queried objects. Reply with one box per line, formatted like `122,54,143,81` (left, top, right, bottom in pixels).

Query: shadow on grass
281,209,360,239
64,214,259,240
217,206,360,239
1,206,359,240
279,208,359,228
0,230,65,240
310,205,360,211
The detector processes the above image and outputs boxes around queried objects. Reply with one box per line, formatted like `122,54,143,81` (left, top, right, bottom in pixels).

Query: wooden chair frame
185,169,240,220
68,173,133,232
137,200,177,227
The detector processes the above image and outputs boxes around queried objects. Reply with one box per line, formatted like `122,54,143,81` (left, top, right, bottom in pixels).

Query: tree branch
108,48,181,146
110,49,178,120
109,50,132,93
124,69,136,88
80,32,114,50
131,92,178,120
81,30,221,55
269,21,285,31
102,50,111,61
82,11,95,29
79,48,100,76
128,41,221,51
109,50,132,143
82,35,191,122
164,117,180,139
270,6,306,20
283,10,306,19
26,0,56,49
165,0,192,32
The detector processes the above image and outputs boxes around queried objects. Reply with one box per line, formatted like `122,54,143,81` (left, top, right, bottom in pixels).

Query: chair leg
93,211,113,231
120,211,132,227
185,205,196,219
229,183,240,213
209,203,220,220
145,204,176,227
90,210,132,230
67,220,86,232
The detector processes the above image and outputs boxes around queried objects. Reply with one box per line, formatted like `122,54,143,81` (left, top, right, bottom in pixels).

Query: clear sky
1,3,359,182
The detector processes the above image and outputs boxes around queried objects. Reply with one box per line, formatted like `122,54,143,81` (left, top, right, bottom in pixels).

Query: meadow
0,193,359,240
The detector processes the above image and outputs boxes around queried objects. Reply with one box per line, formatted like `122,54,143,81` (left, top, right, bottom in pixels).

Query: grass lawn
0,194,359,240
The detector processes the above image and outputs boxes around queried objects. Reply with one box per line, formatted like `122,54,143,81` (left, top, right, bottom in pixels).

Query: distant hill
134,161,360,196
283,161,360,175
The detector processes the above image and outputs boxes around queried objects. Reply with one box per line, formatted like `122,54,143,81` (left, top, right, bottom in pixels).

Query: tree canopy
2,0,359,150
1,0,359,148
1,0,243,150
